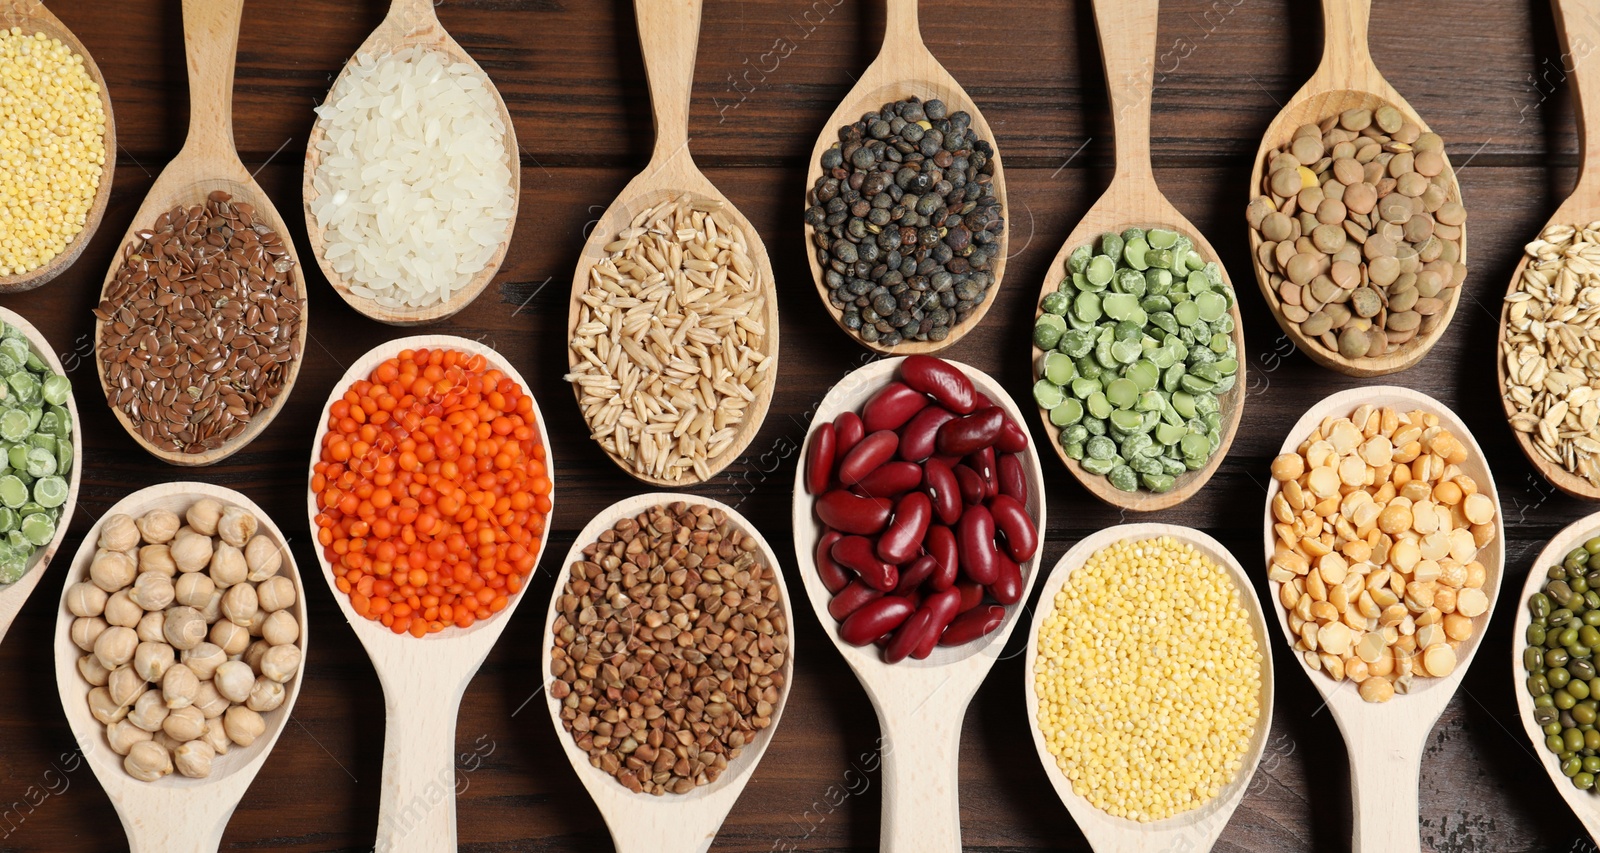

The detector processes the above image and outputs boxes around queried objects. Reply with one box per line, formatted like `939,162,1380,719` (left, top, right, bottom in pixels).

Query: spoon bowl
303,0,520,326
1496,0,1600,500
801,0,1008,355
0,307,82,643
1246,0,1467,377
93,0,307,466
54,482,308,852
1024,523,1274,851
792,357,1046,849
567,0,778,487
541,493,793,852
1035,0,1244,512
0,0,116,292
307,333,554,853
1262,385,1503,852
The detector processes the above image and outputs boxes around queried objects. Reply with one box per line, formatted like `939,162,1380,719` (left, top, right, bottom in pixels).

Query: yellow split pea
1033,536,1262,822
0,28,106,277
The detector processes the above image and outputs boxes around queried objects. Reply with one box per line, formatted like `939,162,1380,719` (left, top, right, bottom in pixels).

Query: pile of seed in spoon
1248,106,1467,361
96,191,302,455
805,96,1003,347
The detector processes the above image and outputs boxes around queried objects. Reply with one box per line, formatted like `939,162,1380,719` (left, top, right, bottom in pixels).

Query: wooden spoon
1261,386,1503,852
540,493,794,852
1497,0,1600,500
92,0,308,466
801,0,1008,356
567,0,778,488
306,334,554,853
1033,0,1245,513
0,0,116,292
53,482,308,852
0,306,81,643
1512,510,1600,843
791,357,1046,850
1246,0,1467,377
302,0,520,326
1024,523,1274,852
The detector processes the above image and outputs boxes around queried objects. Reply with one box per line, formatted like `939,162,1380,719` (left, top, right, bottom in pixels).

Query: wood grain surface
0,1,1590,851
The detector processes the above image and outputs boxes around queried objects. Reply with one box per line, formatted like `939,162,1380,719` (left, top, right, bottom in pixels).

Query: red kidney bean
912,587,964,659
955,581,985,614
998,453,1027,502
965,446,997,499
832,536,898,591
815,530,849,593
877,492,932,565
953,464,985,506
815,490,892,535
995,413,1028,454
884,607,934,663
805,422,836,495
834,411,864,457
940,605,1005,646
852,461,923,498
900,355,977,414
862,382,929,433
894,554,938,596
922,458,962,526
838,430,898,485
828,580,883,621
935,406,1005,457
924,524,958,590
897,405,957,463
988,493,1038,561
957,504,999,585
989,552,1023,605
838,596,915,646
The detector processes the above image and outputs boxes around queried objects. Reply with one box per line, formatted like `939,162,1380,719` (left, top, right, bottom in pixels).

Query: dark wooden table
0,0,1591,850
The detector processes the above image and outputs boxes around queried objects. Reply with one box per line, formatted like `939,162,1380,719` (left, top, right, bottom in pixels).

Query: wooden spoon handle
374,687,462,853
635,0,701,166
1310,0,1377,94
121,789,237,853
1347,729,1424,853
1090,0,1159,185
606,815,715,853
179,0,243,161
878,702,965,852
1554,0,1600,187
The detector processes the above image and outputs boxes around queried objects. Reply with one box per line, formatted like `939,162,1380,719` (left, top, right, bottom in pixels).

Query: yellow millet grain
0,28,106,277
1033,536,1263,822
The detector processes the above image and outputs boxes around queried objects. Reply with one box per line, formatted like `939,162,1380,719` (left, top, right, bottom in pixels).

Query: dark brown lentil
805,96,1003,347
95,191,303,455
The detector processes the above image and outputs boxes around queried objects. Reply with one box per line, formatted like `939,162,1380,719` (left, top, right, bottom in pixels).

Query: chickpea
261,611,299,647
162,663,200,710
94,626,138,670
70,616,108,652
77,654,112,687
98,514,140,553
185,498,223,537
65,581,107,618
260,644,302,684
88,686,127,725
133,641,175,683
246,608,268,638
89,550,136,594
223,705,266,747
135,611,165,644
163,705,206,742
153,730,183,754
247,676,286,713
135,509,181,545
103,590,141,628
199,590,223,624
201,718,230,756
174,740,214,779
210,619,250,656
107,665,146,708
220,582,258,626
127,689,169,733
191,682,228,719
217,507,258,548
244,536,282,582
256,576,296,613
213,660,254,704
137,544,177,577
129,572,175,611
123,740,172,782
182,642,226,681
173,572,215,608
162,606,207,651
169,528,213,574
209,543,247,588
106,719,153,757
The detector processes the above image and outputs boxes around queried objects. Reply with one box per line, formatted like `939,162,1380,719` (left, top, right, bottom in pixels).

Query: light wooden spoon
302,0,520,326
1497,0,1600,500
1024,523,1274,852
1246,0,1467,377
53,482,308,852
0,0,116,292
567,0,778,488
92,0,308,466
1512,510,1600,843
0,306,81,643
801,0,1008,356
1261,386,1504,852
541,493,795,852
1033,0,1245,513
791,357,1046,851
307,334,554,853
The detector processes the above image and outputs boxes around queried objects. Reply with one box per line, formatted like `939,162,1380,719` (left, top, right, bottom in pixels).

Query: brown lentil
549,502,787,795
95,192,302,455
